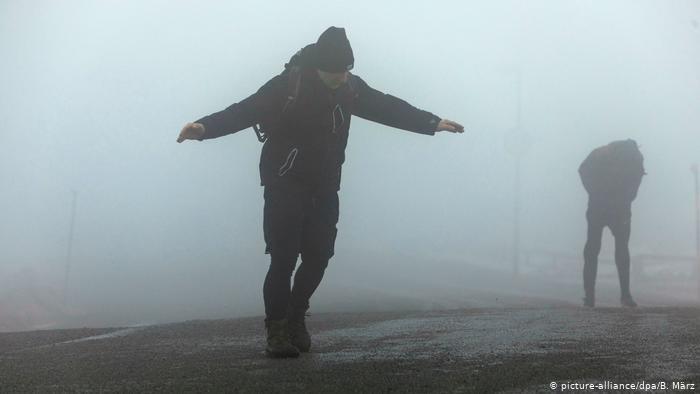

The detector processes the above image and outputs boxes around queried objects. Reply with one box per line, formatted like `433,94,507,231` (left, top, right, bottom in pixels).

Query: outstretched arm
177,75,286,143
352,75,464,135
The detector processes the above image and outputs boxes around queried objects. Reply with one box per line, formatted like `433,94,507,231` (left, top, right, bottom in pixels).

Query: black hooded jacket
195,44,441,191
579,140,645,209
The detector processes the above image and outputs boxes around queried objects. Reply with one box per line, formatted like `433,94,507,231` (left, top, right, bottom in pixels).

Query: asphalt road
1,303,699,393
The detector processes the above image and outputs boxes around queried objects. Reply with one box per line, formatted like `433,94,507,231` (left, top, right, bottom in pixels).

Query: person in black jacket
177,27,463,358
579,139,645,308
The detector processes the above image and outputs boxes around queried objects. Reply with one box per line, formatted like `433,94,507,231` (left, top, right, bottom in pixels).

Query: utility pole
64,190,77,306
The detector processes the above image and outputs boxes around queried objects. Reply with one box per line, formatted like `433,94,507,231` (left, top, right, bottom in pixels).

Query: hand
436,119,464,133
177,122,206,143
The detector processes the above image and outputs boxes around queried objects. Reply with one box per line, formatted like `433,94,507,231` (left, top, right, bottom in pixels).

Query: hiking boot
621,295,637,308
287,309,311,353
583,293,595,308
265,319,300,358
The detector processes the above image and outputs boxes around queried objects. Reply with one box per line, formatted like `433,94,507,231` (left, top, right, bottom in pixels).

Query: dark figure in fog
177,27,464,358
579,139,645,308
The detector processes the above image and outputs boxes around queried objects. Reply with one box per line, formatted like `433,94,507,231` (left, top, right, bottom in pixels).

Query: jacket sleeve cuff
425,114,441,135
194,117,210,141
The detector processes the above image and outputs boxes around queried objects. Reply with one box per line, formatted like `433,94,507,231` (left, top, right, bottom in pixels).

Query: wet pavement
1,303,699,393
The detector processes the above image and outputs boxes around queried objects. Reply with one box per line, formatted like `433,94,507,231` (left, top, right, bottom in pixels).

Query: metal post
64,190,77,306
512,70,523,277
513,153,521,277
505,68,530,277
692,164,700,300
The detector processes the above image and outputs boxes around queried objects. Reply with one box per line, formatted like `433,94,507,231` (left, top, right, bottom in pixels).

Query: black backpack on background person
579,139,645,204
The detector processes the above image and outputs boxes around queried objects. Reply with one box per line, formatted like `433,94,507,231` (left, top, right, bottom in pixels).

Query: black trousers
262,176,339,321
583,204,632,298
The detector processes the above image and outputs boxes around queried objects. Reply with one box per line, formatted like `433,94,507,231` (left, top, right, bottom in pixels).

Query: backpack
253,46,356,143
608,139,645,177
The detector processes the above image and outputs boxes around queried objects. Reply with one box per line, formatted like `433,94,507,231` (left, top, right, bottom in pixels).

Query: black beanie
314,27,354,72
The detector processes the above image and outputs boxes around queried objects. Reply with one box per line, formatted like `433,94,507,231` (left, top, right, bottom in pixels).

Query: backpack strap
282,65,302,113
253,64,303,143
253,123,266,142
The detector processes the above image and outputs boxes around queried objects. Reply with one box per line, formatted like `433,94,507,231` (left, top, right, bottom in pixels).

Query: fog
1,0,699,331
